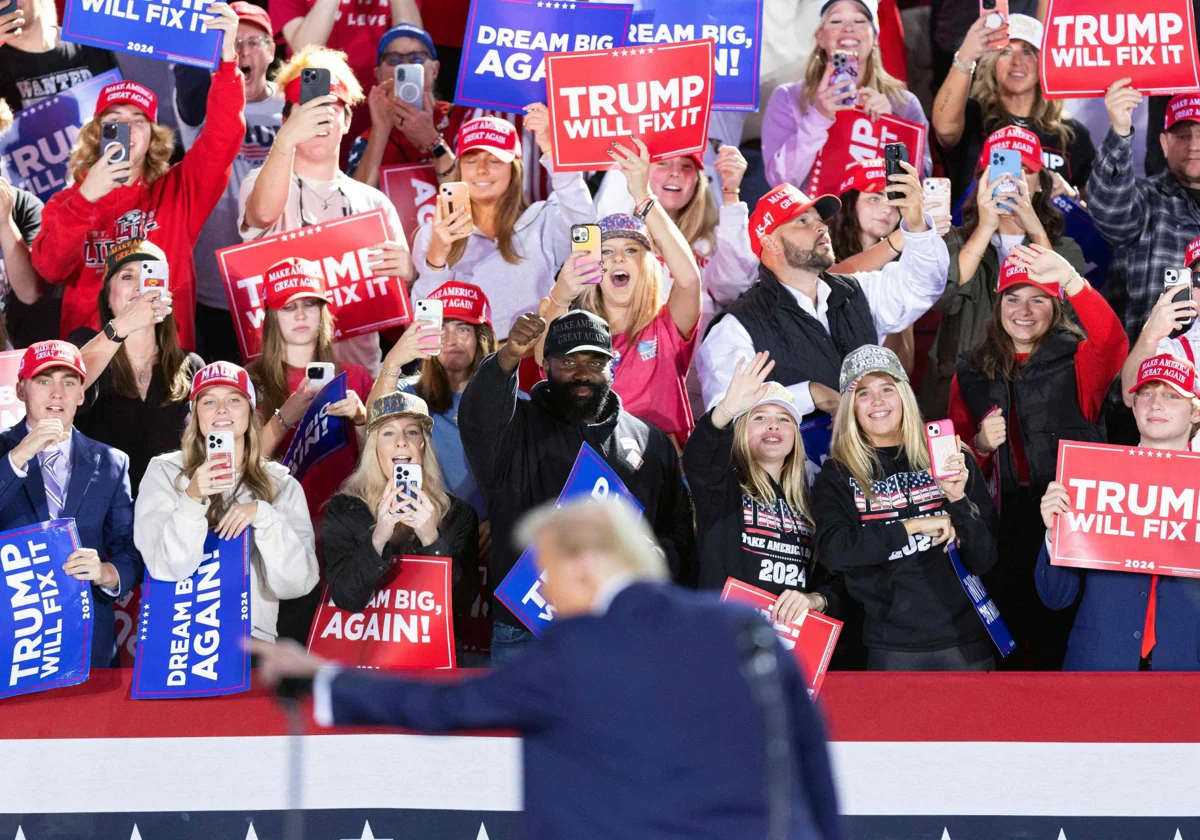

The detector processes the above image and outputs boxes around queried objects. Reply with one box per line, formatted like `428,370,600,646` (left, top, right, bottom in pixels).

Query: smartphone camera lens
572,228,587,243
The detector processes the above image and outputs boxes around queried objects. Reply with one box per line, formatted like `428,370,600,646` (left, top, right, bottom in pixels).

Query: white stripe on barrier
3,736,1200,817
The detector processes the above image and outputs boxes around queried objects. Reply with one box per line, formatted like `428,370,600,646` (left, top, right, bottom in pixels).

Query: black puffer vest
955,329,1103,492
712,265,877,400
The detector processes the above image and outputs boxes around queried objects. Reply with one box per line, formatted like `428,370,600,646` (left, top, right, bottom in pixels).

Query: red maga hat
264,258,327,310
190,361,257,407
748,184,840,259
18,341,86,381
979,126,1043,174
95,80,158,123
1129,354,1200,398
425,281,492,327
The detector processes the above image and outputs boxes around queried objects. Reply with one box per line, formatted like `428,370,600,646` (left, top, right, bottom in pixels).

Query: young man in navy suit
1038,354,1200,670
254,499,842,840
0,341,141,667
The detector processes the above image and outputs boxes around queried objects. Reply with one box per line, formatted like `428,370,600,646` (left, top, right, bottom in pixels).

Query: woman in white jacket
134,361,318,642
410,108,594,340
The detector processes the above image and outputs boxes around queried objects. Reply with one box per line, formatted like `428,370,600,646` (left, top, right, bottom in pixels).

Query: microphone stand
277,678,309,840
739,617,793,840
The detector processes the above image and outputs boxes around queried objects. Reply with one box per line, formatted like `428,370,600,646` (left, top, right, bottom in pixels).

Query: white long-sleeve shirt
134,451,319,642
410,152,594,339
696,214,949,414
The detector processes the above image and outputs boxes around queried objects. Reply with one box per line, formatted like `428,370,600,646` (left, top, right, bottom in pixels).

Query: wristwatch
103,319,126,343
430,135,449,160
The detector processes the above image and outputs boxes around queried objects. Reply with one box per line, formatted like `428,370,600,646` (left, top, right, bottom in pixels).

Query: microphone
738,614,792,840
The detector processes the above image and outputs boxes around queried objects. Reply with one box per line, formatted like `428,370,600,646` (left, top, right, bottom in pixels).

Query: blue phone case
989,150,1022,198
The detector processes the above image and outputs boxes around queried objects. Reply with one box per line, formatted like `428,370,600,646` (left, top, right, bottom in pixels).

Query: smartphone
206,431,235,490
989,149,1022,198
0,0,19,18
394,463,423,493
139,260,169,295
299,66,331,105
394,64,424,107
305,361,335,391
883,142,907,202
830,50,859,107
1166,269,1196,338
570,223,602,279
981,0,1010,49
439,181,472,229
925,420,959,481
414,299,444,356
922,178,951,220
100,122,131,183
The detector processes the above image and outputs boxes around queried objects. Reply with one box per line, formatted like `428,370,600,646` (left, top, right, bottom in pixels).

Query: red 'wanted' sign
216,210,413,361
720,578,841,698
545,39,714,172
1040,1,1200,98
1052,441,1200,579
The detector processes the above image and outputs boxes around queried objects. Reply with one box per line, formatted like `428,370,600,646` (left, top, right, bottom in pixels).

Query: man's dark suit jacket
0,424,142,666
327,581,842,840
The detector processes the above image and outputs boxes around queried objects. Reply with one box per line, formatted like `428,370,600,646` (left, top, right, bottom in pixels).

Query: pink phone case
925,420,959,480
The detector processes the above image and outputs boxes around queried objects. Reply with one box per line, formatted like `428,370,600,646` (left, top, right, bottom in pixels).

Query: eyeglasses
234,35,273,51
380,52,431,67
552,358,609,373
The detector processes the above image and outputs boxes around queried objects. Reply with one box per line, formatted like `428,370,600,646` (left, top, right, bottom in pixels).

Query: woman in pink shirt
539,138,702,445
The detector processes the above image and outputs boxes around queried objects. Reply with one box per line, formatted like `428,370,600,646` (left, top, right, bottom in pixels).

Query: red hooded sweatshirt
31,61,246,350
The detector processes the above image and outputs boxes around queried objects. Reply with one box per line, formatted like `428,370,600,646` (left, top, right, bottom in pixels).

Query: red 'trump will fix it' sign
1040,1,1200,98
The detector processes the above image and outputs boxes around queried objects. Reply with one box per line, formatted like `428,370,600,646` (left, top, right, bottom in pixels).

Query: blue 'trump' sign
281,372,351,483
495,443,644,637
62,0,225,69
622,0,764,110
0,70,122,203
0,519,92,699
455,0,633,112
131,531,251,699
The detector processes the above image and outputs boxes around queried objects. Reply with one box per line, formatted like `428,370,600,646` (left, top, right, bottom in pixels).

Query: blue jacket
1035,541,1200,670
0,424,142,667
328,582,842,840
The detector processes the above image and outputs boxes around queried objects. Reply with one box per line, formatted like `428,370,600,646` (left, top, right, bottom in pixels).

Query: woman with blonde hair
683,352,841,623
321,392,479,647
761,0,931,191
411,109,595,341
31,2,245,350
932,12,1094,201
239,45,413,374
812,344,998,671
135,362,319,642
538,139,702,444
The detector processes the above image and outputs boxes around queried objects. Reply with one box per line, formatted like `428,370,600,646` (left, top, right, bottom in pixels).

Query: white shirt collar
591,572,635,615
781,277,830,319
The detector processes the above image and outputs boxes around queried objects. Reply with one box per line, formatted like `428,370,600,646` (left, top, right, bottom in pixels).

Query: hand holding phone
989,149,1022,199
394,463,423,493
1165,269,1197,338
830,50,859,108
570,224,602,281
980,0,1010,49
413,299,444,356
883,143,908,202
100,122,132,184
394,64,425,107
438,181,472,230
922,178,952,235
925,420,960,480
205,431,236,492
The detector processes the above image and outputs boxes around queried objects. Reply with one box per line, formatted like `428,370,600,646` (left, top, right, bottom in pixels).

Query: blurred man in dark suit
254,498,842,840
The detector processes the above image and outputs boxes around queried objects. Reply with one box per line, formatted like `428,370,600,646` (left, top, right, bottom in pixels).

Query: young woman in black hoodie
812,345,999,671
684,352,841,624
321,391,479,653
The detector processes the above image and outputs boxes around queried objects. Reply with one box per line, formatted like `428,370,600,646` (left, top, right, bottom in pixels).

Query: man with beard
458,309,696,664
697,160,949,419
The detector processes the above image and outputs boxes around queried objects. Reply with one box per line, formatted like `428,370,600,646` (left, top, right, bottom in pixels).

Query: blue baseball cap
376,24,438,64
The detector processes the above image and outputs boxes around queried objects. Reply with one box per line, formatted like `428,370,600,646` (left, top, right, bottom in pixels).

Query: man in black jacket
459,310,696,665
696,162,949,420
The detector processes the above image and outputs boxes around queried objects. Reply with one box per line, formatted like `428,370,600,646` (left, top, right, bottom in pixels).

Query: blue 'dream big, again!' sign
495,443,645,637
62,0,225,69
0,69,122,203
455,0,634,113
131,531,251,699
281,372,351,483
621,0,764,110
0,520,92,699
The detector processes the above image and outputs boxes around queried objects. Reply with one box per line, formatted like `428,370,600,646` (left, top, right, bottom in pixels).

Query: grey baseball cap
839,345,910,393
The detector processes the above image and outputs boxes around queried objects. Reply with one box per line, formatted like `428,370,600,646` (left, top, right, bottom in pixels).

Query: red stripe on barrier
3,670,1200,743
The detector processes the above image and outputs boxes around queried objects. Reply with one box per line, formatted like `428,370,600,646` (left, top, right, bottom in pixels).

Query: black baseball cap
543,311,614,359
